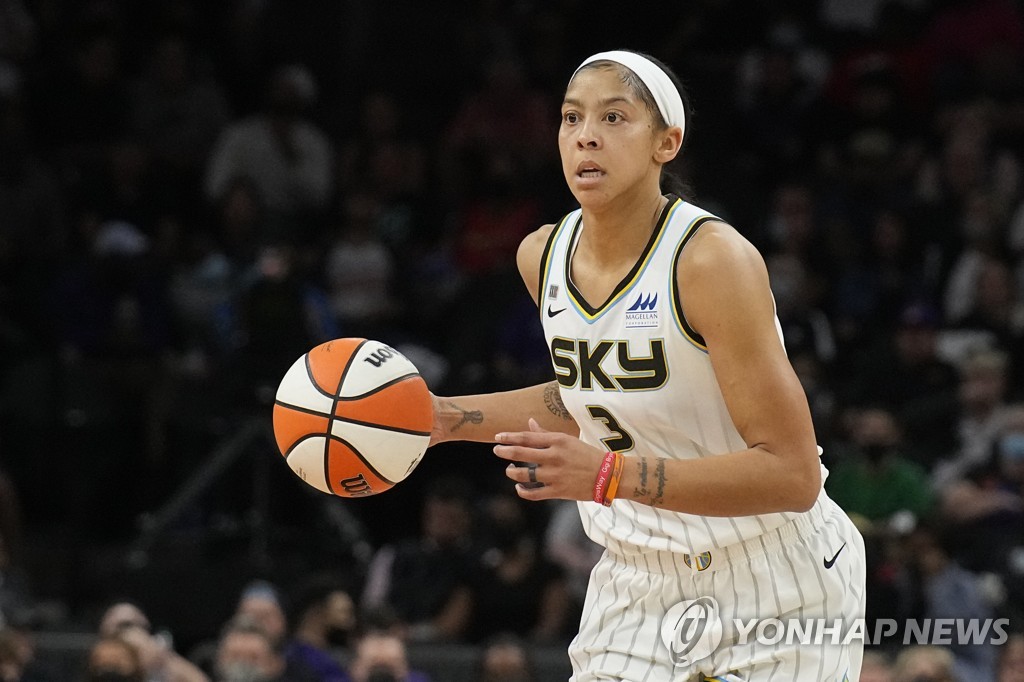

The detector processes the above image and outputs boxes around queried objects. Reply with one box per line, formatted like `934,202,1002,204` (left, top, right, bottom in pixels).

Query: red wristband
593,451,618,505
603,453,625,507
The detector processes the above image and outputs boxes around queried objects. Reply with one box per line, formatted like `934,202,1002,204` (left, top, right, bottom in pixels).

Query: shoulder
518,223,558,259
517,223,559,302
675,220,775,336
677,220,766,279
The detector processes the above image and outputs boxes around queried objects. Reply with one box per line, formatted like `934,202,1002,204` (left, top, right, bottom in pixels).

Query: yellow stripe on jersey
539,212,574,314
670,214,716,353
569,198,684,322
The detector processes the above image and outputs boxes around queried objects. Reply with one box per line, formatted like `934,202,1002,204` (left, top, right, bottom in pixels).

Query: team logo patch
683,551,713,571
625,292,659,328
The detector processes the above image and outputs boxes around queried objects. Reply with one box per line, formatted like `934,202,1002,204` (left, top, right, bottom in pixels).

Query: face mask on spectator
217,662,272,682
87,672,140,682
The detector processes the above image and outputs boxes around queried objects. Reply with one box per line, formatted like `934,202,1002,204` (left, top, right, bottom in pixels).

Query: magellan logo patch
625,292,659,328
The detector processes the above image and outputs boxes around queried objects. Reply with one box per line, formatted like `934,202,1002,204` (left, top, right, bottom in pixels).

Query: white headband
572,51,685,138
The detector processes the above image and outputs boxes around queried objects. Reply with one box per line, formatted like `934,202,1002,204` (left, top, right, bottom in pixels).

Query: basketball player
429,50,866,681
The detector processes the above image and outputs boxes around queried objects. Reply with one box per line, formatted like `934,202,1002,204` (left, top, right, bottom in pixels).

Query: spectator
204,64,333,226
858,649,894,682
286,576,355,682
225,242,338,408
0,623,53,682
97,601,208,682
734,25,826,180
361,478,476,643
468,493,569,646
542,500,601,633
191,581,318,681
939,403,1024,573
477,634,535,682
826,406,934,529
1000,632,1024,682
439,53,555,203
334,91,424,197
842,301,960,463
84,635,145,682
767,252,837,366
892,645,957,682
341,631,429,682
954,256,1024,388
903,524,1000,680
932,347,1014,490
232,583,288,650
322,191,399,340
212,616,285,682
128,34,230,187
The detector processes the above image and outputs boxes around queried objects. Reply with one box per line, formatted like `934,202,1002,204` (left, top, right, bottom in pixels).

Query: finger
528,417,547,432
505,463,528,483
495,429,560,448
514,482,555,501
493,444,551,462
505,463,544,488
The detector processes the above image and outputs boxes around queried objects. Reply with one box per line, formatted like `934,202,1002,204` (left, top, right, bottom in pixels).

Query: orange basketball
272,338,432,497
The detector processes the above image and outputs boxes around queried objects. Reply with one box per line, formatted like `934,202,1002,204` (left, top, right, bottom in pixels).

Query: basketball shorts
568,497,866,681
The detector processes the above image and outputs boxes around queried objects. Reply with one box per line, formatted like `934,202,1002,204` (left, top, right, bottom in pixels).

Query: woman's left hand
494,418,607,501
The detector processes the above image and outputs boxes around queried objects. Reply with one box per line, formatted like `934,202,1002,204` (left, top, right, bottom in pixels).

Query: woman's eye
564,112,578,124
606,112,620,123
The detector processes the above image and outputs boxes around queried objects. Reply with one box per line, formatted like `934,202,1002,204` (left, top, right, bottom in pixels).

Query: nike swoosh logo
547,305,566,318
823,542,847,569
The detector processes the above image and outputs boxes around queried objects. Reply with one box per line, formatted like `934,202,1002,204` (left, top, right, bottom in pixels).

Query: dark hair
574,50,696,201
287,574,353,625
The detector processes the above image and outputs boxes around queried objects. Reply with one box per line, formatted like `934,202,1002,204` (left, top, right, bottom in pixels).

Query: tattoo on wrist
543,383,572,420
445,401,483,432
652,458,667,507
633,457,651,500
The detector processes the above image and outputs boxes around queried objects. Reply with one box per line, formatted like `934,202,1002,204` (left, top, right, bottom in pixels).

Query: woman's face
559,65,667,208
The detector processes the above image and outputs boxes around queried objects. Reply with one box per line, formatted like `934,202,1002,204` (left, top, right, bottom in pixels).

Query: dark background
1,0,1024,676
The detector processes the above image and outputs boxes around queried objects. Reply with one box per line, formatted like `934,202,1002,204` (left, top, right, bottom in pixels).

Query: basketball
272,338,433,498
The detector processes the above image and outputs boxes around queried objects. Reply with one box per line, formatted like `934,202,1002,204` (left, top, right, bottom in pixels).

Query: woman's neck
578,190,668,266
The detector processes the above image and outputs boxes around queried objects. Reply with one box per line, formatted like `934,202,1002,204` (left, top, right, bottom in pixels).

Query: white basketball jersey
538,196,829,556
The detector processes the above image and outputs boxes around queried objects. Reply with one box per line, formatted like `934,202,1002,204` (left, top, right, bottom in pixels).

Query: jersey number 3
587,405,635,453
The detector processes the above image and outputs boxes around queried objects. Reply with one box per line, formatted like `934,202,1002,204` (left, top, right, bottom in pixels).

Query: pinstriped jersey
538,195,830,556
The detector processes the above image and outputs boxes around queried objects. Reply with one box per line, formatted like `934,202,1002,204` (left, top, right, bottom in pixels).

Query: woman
430,50,865,681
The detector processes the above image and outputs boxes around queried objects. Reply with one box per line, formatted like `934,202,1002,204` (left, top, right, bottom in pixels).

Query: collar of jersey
565,196,682,323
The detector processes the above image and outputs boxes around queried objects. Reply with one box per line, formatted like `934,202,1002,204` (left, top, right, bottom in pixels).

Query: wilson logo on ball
363,346,398,368
339,473,373,496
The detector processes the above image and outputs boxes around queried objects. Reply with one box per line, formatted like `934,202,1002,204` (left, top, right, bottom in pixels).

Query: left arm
494,222,821,515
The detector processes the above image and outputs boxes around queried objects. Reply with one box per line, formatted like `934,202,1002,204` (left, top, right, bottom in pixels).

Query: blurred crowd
2,0,1024,679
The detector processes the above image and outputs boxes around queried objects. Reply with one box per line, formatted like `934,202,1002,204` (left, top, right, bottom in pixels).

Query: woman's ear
654,126,683,164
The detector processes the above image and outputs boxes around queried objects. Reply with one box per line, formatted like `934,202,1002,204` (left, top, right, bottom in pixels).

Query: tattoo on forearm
652,458,667,507
543,383,572,420
633,457,651,500
445,401,483,432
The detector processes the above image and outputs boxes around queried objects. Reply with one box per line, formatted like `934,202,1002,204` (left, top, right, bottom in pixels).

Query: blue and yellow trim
670,215,717,353
538,212,575,322
565,197,684,324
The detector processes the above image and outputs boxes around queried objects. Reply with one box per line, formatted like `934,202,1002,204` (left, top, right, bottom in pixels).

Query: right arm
431,224,578,445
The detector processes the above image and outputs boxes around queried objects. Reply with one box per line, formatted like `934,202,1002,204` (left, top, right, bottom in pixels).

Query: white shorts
568,498,866,681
